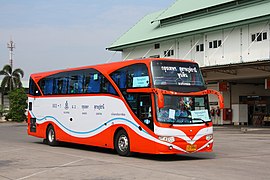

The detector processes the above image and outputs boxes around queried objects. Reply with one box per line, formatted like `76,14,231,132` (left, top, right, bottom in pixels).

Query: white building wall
205,30,223,65
223,27,242,64
178,37,193,60
177,35,204,66
122,40,177,60
244,21,270,61
231,84,270,104
122,45,152,60
194,35,205,66
120,21,270,126
119,15,270,126
160,40,176,58
122,21,270,68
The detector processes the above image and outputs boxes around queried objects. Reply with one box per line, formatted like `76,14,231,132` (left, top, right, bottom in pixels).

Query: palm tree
0,64,24,93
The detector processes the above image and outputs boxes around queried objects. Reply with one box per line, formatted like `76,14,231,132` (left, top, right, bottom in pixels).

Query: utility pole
7,39,15,69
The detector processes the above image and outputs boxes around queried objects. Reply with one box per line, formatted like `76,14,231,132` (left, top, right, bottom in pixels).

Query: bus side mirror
206,89,224,109
157,91,164,109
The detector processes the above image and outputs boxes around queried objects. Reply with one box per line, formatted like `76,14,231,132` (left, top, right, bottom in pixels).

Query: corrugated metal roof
155,0,234,21
108,1,270,51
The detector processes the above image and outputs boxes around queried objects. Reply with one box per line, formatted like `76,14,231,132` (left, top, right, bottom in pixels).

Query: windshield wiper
170,118,177,127
192,118,210,126
169,116,191,127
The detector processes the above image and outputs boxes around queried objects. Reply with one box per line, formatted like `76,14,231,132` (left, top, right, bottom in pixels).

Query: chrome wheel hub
48,129,55,142
118,135,128,152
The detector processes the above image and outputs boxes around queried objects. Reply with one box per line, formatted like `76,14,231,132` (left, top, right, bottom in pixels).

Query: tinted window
29,78,41,96
38,69,117,95
110,63,149,89
151,60,204,87
156,95,210,125
124,93,153,131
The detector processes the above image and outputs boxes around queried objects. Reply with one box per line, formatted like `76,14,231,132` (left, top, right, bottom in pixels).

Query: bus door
28,78,42,132
124,93,154,131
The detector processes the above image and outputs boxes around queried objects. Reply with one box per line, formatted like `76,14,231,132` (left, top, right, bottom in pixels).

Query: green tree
0,64,24,93
5,88,27,122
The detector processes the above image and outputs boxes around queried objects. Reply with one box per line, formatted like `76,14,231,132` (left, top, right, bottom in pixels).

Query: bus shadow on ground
36,141,215,161
133,152,216,161
36,141,117,155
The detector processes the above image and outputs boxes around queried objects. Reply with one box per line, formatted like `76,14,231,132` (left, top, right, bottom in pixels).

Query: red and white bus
28,58,224,156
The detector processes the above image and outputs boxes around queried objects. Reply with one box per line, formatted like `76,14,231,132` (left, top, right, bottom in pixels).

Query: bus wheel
114,129,132,156
46,125,58,146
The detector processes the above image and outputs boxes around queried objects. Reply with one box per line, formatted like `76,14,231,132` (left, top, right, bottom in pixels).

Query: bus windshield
156,95,211,124
151,60,205,87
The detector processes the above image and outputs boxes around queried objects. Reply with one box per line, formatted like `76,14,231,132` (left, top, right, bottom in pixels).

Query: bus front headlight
158,136,175,143
206,134,213,141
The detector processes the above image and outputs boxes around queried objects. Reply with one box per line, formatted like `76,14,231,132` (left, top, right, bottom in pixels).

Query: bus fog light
158,136,175,143
206,134,213,141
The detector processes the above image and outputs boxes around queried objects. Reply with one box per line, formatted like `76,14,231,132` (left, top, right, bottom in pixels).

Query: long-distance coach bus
28,58,224,156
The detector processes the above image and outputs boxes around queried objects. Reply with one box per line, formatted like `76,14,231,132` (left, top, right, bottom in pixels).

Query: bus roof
30,58,196,82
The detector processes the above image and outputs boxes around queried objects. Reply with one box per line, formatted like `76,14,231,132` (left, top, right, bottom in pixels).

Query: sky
0,0,175,82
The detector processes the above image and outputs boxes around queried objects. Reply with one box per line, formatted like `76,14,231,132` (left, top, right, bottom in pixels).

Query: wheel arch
113,127,127,149
113,127,133,156
45,123,54,139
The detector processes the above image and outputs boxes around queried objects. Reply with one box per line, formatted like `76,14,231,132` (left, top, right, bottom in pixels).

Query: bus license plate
186,144,197,152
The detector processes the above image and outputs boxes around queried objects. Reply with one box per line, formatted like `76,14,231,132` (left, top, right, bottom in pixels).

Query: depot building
107,0,270,126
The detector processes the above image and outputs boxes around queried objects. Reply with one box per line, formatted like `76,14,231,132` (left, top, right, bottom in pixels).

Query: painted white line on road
16,158,84,180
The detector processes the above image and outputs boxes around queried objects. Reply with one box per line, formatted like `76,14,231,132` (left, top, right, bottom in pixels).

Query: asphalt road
0,123,270,180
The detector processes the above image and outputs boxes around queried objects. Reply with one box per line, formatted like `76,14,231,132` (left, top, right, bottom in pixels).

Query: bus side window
107,84,117,94
119,71,127,89
124,93,139,115
84,76,90,93
101,76,117,95
77,75,83,93
132,65,149,88
110,63,149,89
29,78,34,95
53,79,59,94
38,79,45,95
139,94,153,130
88,73,101,93
111,71,127,89
44,78,53,95
29,78,41,96
61,78,68,94
53,78,68,94
68,75,79,94
124,93,153,131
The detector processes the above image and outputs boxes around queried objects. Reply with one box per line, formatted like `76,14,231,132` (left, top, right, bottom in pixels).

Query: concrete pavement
0,122,270,180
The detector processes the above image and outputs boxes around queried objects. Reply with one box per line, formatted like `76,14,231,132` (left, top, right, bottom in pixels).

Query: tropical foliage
5,88,27,122
0,64,26,122
0,64,24,93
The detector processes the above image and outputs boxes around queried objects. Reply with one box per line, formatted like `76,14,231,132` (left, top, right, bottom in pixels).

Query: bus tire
114,129,132,156
46,125,58,146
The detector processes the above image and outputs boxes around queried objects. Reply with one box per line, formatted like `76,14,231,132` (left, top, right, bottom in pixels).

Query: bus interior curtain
45,79,53,94
78,75,83,93
108,83,117,94
29,79,34,95
134,68,142,77
62,78,68,94
88,74,100,93
119,71,127,89
54,79,58,94
111,73,118,85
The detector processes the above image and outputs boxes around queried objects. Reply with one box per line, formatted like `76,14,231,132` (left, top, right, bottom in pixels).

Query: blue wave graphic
32,113,148,135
